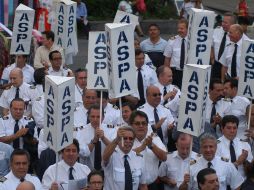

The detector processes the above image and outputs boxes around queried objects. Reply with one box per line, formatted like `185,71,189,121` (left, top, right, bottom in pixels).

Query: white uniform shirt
224,96,250,139
155,82,181,120
75,84,83,105
216,135,253,178
74,105,88,130
189,156,244,190
32,95,44,129
138,103,174,145
0,171,42,190
212,27,230,61
42,160,90,190
0,82,32,109
103,148,147,190
163,35,187,70
47,67,70,76
76,123,117,168
0,114,37,149
158,151,198,190
103,103,121,126
220,34,249,77
1,63,35,84
133,135,167,184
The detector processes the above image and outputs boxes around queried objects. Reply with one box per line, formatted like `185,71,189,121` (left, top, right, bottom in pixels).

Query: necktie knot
15,87,20,98
234,44,238,48
69,167,74,180
20,178,25,182
124,155,128,160
207,161,212,168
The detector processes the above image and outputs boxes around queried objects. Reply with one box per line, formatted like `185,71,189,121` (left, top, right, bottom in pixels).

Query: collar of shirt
173,150,195,161
200,156,216,167
8,170,27,182
61,160,78,173
116,147,133,161
146,102,158,111
148,37,164,45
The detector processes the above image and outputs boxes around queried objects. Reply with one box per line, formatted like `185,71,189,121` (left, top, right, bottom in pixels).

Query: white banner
178,64,211,137
10,4,34,55
87,31,108,90
54,0,78,54
113,10,139,27
186,8,215,65
44,75,75,152
238,39,254,99
105,23,137,98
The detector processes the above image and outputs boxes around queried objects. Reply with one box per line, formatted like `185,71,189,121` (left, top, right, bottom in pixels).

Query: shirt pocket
167,167,177,179
173,48,181,57
113,167,125,182
132,169,142,184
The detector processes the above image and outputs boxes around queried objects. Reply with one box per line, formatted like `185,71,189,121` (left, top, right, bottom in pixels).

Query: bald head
16,181,35,190
9,68,23,87
176,133,193,159
146,85,161,107
229,24,243,43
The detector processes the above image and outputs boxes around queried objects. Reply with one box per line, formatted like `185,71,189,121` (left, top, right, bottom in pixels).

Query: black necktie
15,87,20,98
207,162,212,168
124,155,133,190
154,108,163,142
86,113,90,124
69,167,74,180
210,102,216,123
218,32,227,60
231,44,238,78
163,86,168,105
94,141,102,170
13,120,20,149
137,68,145,104
180,38,185,69
230,141,236,163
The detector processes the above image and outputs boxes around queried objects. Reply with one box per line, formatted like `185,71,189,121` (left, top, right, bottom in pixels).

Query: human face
135,53,145,68
221,122,237,141
209,83,223,102
134,40,141,49
200,174,219,190
118,130,135,154
16,55,26,67
89,109,101,128
62,143,79,166
200,139,217,161
131,115,148,140
10,101,25,120
76,71,87,89
51,52,62,71
176,136,192,159
148,26,160,39
11,155,29,179
122,106,132,124
9,69,23,87
83,90,97,109
222,16,233,32
146,86,161,108
159,67,173,85
88,175,104,190
41,34,52,48
228,26,241,43
177,23,188,38
223,82,235,98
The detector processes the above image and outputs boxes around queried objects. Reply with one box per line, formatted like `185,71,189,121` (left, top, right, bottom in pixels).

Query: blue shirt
76,2,87,19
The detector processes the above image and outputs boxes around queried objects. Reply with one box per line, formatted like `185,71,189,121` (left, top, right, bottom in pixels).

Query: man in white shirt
74,68,87,105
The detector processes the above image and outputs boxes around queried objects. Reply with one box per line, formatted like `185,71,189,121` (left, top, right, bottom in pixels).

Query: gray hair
199,133,217,146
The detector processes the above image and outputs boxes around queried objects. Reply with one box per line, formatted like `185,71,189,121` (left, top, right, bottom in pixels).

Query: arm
102,137,120,163
159,176,177,187
0,128,29,144
179,173,190,190
221,65,228,82
210,47,215,65
164,57,171,67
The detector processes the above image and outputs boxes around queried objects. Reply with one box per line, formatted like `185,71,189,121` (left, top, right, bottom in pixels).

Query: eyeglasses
123,137,134,141
133,121,147,126
152,93,162,97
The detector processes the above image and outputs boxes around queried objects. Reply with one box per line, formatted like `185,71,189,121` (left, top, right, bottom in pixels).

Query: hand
117,127,126,139
165,89,177,101
42,60,49,70
212,113,221,124
15,127,29,138
245,129,254,139
167,122,174,131
50,182,59,190
96,128,104,139
154,117,166,129
144,135,153,147
237,149,248,165
67,69,74,77
183,173,190,184
168,178,177,187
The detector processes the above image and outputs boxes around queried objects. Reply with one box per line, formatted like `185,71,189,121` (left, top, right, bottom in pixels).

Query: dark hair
42,30,55,41
34,68,45,85
10,149,30,163
10,98,25,108
148,23,160,30
122,102,135,111
135,48,144,56
88,170,104,183
178,18,188,28
129,110,149,125
61,139,80,153
224,78,238,89
209,78,222,90
88,104,104,118
197,168,217,189
49,50,61,61
224,12,236,24
221,115,239,128
82,89,97,97
75,68,87,79
96,91,108,99
243,160,254,179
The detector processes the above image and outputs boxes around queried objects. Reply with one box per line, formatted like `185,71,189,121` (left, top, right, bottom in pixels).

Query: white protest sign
87,31,108,90
238,39,254,99
178,64,211,137
54,0,78,54
10,4,34,55
44,75,75,152
113,10,139,27
105,23,137,98
186,8,215,65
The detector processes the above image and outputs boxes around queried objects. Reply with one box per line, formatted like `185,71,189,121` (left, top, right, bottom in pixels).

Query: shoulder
29,85,36,90
2,116,9,120
0,176,7,183
23,116,34,122
221,157,229,162
112,104,119,110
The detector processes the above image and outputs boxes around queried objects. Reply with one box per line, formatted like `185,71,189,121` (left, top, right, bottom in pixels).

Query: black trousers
171,68,183,90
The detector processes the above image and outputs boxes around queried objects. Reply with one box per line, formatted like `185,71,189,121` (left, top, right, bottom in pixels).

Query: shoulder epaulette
190,160,196,165
226,43,232,47
136,153,143,157
240,139,248,142
107,125,115,128
0,176,7,183
36,97,41,101
196,153,202,157
217,139,221,144
222,98,232,102
168,151,173,154
2,116,9,120
24,116,32,121
30,85,36,89
221,157,229,162
113,105,119,110
138,105,144,109
170,35,177,40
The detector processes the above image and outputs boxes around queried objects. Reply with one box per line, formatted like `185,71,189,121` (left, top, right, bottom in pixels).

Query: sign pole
100,91,103,128
55,152,59,181
119,97,124,146
248,104,252,130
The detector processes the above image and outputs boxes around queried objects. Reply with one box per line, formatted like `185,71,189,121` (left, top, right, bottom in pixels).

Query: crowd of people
0,1,254,190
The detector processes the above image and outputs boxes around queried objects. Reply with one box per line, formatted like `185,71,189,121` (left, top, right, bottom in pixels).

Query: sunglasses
123,137,134,141
152,93,162,97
